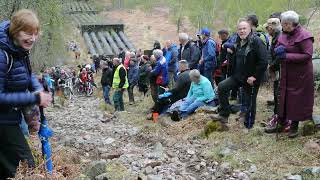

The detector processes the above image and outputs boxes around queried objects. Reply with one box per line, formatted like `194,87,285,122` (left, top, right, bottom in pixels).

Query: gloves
158,92,172,99
274,45,286,59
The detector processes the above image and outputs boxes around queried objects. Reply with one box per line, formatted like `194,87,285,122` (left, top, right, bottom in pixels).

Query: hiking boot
288,121,299,138
170,111,181,121
209,114,228,124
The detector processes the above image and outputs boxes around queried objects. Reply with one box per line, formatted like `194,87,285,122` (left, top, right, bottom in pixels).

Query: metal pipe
104,31,120,55
97,31,113,55
90,32,104,55
83,32,97,56
110,30,127,52
118,31,135,51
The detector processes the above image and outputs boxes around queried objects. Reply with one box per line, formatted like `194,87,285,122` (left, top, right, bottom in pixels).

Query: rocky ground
45,95,257,180
43,88,320,180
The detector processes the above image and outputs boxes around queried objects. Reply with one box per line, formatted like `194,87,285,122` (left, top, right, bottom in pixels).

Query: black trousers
273,80,280,115
152,95,180,114
128,83,137,103
0,125,35,179
218,77,259,125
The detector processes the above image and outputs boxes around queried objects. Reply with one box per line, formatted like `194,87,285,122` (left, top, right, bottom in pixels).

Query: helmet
85,64,91,69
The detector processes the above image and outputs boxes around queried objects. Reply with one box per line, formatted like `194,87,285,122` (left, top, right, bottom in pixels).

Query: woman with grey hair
265,10,314,138
264,17,282,127
171,69,215,121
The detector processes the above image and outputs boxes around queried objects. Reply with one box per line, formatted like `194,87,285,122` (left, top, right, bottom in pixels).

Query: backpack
1,49,13,74
190,42,201,63
255,32,270,50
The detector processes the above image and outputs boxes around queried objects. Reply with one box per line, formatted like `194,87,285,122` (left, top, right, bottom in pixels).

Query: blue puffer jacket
0,21,42,125
202,38,216,70
151,56,169,86
164,44,178,72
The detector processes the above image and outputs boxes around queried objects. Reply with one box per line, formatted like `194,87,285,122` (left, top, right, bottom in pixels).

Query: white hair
179,60,189,68
281,11,299,24
179,33,189,41
189,69,201,80
153,49,163,59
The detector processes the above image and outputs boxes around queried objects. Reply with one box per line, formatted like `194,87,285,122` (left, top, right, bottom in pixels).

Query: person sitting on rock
151,60,192,117
171,69,216,121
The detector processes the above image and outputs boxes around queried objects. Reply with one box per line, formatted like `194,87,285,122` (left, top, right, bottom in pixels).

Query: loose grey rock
219,162,232,174
218,147,233,157
187,149,195,155
144,166,155,175
153,142,164,159
104,138,115,145
238,172,250,180
95,173,108,180
147,174,163,180
286,175,302,180
248,164,257,173
85,160,107,178
303,166,320,174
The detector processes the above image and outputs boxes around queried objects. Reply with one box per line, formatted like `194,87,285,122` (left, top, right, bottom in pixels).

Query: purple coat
277,26,314,122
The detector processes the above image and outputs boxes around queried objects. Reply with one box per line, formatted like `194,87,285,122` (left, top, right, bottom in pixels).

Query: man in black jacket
212,19,269,129
152,60,191,114
178,33,201,70
101,61,113,104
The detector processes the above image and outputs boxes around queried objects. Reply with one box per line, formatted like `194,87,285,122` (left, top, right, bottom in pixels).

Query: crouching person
152,60,191,115
171,69,215,121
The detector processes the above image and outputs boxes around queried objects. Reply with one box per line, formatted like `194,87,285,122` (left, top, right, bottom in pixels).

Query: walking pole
39,107,54,175
245,86,255,129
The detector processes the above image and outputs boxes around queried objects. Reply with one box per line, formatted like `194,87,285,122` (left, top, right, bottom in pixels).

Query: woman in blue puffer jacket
0,9,52,179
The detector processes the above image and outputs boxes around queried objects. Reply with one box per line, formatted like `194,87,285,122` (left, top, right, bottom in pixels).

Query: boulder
85,160,107,179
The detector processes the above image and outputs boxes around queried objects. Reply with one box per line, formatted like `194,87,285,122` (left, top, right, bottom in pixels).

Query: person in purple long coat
265,11,314,138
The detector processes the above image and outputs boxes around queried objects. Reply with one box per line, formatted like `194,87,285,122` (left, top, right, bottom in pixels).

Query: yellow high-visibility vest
112,64,129,89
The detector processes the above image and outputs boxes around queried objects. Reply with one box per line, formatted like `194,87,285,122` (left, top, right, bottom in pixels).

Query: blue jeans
179,97,206,116
103,85,111,104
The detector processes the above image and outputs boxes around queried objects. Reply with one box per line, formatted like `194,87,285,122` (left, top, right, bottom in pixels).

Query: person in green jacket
112,58,129,111
171,69,215,121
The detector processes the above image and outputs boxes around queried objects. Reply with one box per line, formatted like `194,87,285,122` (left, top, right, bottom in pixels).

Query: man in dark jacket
127,58,139,104
138,55,151,96
212,19,269,129
112,58,128,111
215,29,230,85
152,60,191,114
178,33,201,70
118,47,125,63
101,61,113,104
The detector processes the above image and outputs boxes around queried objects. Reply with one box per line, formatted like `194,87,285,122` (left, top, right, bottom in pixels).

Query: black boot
288,121,299,138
